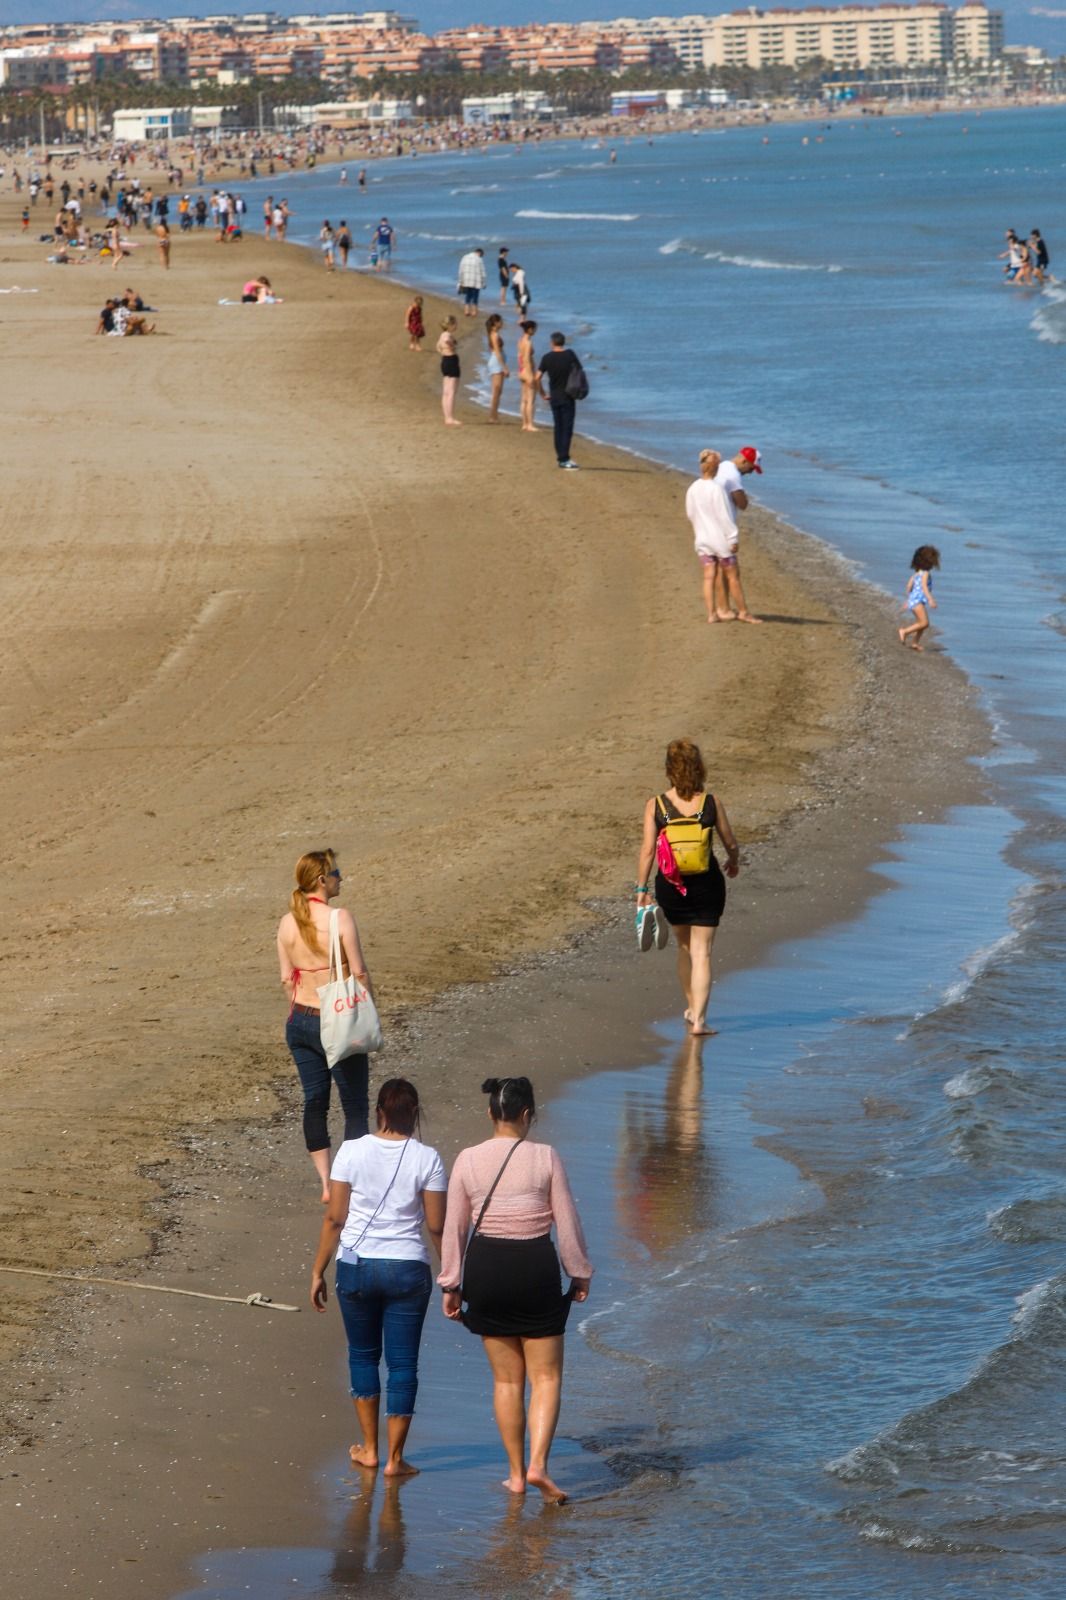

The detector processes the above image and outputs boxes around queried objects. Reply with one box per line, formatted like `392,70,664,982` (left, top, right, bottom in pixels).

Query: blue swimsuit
908,571,930,611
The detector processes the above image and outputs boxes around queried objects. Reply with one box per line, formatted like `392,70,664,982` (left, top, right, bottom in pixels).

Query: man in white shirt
457,247,487,316
710,447,763,624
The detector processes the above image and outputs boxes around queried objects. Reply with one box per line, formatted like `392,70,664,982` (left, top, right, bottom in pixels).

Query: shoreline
0,173,992,1595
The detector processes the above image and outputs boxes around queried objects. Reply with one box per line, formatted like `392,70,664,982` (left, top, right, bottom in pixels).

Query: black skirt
655,861,726,927
462,1234,573,1339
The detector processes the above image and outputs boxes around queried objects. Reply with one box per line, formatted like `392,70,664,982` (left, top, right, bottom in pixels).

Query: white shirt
332,1135,446,1264
685,477,738,559
714,459,745,525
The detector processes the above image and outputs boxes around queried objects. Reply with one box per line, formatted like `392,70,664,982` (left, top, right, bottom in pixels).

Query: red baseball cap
740,446,763,474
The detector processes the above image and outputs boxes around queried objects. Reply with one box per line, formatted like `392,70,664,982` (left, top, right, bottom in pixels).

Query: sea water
199,113,1066,1595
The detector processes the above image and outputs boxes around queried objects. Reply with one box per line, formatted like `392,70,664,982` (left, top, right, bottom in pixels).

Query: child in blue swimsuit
898,545,940,651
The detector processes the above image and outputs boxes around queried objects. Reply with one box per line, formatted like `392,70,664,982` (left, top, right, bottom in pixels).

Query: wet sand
0,182,989,1593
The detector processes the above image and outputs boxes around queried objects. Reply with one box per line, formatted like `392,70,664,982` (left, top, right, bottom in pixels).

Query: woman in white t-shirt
311,1078,447,1477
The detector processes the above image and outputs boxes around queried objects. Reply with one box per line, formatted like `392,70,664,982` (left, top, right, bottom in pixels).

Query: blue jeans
285,1009,368,1152
335,1258,432,1416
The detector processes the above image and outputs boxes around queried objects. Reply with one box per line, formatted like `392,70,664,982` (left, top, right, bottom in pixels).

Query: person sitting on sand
311,1078,445,1480
439,1076,592,1505
898,544,939,652
241,276,280,304
634,738,740,1036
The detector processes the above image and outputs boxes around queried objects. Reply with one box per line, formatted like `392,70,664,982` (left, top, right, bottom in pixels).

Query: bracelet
440,1285,461,1295
633,883,649,893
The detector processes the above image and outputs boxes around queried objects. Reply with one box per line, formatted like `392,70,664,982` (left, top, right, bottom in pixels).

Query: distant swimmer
712,448,764,623
898,545,940,652
339,167,348,184
358,168,367,191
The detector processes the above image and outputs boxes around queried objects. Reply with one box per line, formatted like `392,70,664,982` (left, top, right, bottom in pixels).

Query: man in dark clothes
536,331,584,470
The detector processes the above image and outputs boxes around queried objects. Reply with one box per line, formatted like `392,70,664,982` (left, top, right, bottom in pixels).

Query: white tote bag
317,909,383,1066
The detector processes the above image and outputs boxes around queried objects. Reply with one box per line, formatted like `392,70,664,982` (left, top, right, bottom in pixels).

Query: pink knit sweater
438,1137,594,1288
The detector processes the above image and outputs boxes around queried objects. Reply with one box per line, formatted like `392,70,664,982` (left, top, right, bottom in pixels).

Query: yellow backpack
657,794,712,875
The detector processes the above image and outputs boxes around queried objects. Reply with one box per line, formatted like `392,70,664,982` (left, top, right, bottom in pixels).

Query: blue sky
0,2,1059,55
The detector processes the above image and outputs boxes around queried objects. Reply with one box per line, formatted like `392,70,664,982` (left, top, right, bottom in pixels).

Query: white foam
449,183,500,195
1030,282,1066,345
659,237,684,255
515,209,639,222
533,169,562,180
704,249,843,274
1012,1276,1054,1331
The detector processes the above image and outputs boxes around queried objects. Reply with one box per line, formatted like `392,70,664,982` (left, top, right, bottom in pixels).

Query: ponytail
290,849,336,956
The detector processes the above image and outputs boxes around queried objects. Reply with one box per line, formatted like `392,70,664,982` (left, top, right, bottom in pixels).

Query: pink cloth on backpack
656,829,687,896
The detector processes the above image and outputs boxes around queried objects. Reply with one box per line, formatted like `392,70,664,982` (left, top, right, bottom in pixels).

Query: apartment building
596,4,1002,70
952,0,1004,59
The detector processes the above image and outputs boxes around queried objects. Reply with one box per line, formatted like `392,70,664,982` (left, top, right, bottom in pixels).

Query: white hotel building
594,4,1004,71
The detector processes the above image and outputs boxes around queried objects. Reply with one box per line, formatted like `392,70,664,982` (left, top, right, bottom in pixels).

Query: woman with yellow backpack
634,738,740,1036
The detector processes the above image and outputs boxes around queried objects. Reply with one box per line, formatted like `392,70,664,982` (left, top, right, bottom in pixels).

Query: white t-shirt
685,477,738,559
714,459,745,524
332,1135,446,1264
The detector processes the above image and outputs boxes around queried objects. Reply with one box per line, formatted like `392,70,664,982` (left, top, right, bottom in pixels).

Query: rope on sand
0,1263,300,1312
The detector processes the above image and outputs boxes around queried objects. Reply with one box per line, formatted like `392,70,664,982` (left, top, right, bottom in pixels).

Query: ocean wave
533,169,562,180
449,183,500,195
659,237,685,255
704,249,843,273
515,209,639,222
409,231,481,242
943,1061,1023,1099
856,1519,1000,1554
827,1272,1066,1492
1030,282,1066,345
989,1194,1066,1244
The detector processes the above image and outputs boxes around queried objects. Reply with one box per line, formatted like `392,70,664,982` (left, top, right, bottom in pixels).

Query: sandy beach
0,171,989,1595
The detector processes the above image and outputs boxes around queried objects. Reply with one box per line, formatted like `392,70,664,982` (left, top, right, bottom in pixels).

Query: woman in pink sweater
439,1077,593,1504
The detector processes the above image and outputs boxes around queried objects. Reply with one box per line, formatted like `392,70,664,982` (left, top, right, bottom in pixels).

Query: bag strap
328,909,345,984
471,1137,526,1242
348,1138,411,1256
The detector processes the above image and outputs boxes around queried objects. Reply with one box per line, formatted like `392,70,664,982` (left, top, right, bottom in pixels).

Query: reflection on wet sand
616,1036,720,1257
330,1474,407,1587
465,1494,576,1600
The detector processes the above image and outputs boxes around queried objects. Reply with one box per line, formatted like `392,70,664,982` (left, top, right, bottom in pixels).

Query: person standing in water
898,545,940,651
277,849,375,1201
634,739,740,1036
440,1077,592,1504
312,1078,446,1479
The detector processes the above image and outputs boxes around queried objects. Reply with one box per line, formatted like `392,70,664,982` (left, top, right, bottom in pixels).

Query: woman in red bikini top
277,849,376,1202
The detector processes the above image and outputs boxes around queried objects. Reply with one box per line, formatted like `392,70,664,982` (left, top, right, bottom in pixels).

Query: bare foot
688,1019,718,1036
684,1008,694,1025
897,628,908,646
501,1474,527,1495
445,419,462,427
736,613,763,625
910,643,924,652
526,1467,568,1505
384,1458,419,1477
350,1445,379,1469
706,614,718,624
320,1190,331,1206
521,425,537,433
716,610,736,622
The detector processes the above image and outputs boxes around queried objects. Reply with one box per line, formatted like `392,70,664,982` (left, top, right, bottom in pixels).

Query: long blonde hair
290,849,337,955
